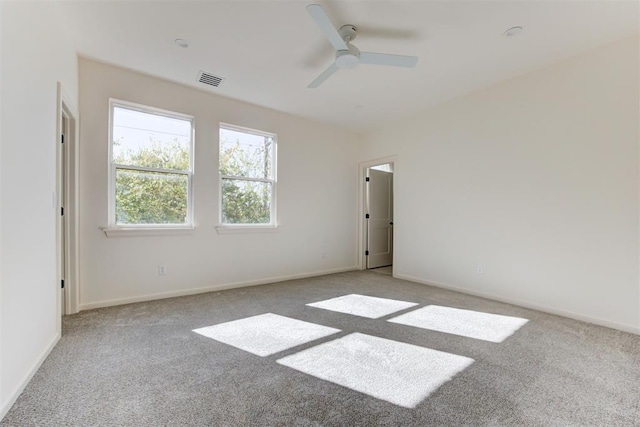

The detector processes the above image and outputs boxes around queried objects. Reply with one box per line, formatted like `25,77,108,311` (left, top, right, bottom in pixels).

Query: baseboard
394,273,640,336
79,266,360,311
0,332,60,420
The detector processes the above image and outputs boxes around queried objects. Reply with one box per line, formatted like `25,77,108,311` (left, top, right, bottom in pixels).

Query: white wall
78,59,359,309
360,35,640,333
0,1,78,418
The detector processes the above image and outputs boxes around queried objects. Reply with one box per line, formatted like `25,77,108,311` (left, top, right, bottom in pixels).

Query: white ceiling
61,1,639,132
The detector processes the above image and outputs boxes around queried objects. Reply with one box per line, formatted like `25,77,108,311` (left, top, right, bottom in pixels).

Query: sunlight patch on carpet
192,313,341,357
306,294,418,319
277,332,474,408
389,305,529,343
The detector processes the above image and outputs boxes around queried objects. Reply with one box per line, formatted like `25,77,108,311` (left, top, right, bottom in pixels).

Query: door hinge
61,134,64,144
61,279,65,289
365,213,370,219
61,207,64,216
365,177,370,182
365,250,369,256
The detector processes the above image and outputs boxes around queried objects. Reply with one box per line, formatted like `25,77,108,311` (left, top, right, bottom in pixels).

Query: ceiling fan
305,4,419,88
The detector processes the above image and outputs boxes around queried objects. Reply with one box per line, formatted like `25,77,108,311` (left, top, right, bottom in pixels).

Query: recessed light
504,26,523,37
174,38,189,48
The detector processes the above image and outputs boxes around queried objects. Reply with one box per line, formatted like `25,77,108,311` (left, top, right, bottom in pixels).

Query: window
109,100,193,227
219,124,276,226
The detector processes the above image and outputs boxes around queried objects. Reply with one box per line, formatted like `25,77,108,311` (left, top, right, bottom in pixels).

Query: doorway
59,113,68,316
362,160,395,274
56,82,80,328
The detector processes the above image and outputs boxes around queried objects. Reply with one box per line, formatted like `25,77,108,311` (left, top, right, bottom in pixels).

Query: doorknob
389,222,394,225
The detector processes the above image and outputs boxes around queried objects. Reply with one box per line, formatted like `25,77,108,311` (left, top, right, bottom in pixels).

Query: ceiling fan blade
306,4,348,51
308,62,340,88
359,52,418,68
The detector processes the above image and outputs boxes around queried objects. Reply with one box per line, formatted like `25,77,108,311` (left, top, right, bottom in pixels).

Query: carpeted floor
2,271,639,426
370,266,392,276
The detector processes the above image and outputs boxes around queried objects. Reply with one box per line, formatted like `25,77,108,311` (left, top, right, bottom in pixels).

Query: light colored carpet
193,313,340,357
389,305,529,343
370,266,392,275
1,270,639,426
307,293,418,319
277,332,474,408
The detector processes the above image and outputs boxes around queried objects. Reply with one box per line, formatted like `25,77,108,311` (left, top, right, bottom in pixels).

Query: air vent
197,70,225,88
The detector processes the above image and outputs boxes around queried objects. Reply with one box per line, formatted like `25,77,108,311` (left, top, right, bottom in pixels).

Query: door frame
357,155,397,271
56,82,80,329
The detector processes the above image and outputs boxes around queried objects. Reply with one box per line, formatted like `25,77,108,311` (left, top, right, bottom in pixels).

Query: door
59,115,68,316
56,84,79,317
366,168,393,268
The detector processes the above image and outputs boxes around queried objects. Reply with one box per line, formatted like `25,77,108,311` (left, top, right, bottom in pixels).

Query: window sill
102,227,195,238
215,225,278,234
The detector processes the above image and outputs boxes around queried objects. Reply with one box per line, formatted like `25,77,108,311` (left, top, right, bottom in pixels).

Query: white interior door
60,115,67,316
367,168,393,268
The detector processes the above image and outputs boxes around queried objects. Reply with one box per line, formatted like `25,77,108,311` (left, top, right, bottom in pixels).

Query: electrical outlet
158,265,166,275
476,264,484,274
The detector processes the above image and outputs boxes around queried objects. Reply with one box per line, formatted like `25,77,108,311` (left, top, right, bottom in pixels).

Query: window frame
217,122,277,230
107,99,195,230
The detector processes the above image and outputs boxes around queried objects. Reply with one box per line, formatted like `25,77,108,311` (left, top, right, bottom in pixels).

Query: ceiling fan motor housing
336,45,360,68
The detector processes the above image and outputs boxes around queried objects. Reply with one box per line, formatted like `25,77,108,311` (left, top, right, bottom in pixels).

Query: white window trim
106,99,195,235
217,123,278,232
103,227,195,238
214,224,278,234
